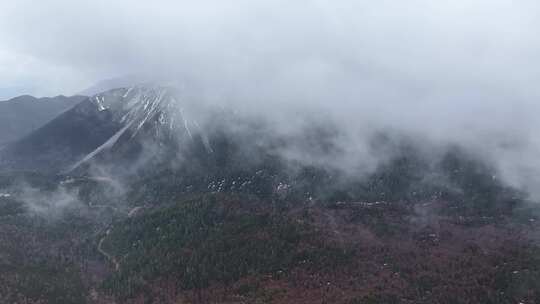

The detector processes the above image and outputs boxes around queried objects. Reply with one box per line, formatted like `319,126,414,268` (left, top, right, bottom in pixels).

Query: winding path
95,206,142,272
97,228,120,271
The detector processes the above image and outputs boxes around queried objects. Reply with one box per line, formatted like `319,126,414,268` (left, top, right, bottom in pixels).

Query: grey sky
2,0,540,196
1,0,539,97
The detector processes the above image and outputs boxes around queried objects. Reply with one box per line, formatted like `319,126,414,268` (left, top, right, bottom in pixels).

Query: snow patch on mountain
69,122,133,171
93,96,108,111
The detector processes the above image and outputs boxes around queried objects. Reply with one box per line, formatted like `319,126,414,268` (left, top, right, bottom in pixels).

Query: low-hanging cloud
2,0,540,197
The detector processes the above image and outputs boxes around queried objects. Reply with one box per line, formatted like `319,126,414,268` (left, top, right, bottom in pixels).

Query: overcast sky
1,0,539,98
2,0,540,195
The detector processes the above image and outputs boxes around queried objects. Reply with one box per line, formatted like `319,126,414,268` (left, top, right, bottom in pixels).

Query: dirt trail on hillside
94,206,142,272
97,228,120,271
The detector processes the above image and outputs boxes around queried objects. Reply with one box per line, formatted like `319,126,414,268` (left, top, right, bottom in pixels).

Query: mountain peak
69,86,213,172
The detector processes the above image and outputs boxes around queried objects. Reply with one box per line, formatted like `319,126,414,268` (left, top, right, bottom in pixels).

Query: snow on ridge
94,86,208,141
94,96,108,111
123,87,133,98
184,119,193,139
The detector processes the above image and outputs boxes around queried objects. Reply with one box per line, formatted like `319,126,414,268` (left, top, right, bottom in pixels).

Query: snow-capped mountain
0,87,214,172
70,86,216,171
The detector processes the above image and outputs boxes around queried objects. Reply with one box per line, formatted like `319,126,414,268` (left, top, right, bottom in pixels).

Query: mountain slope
0,96,121,171
0,95,86,145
